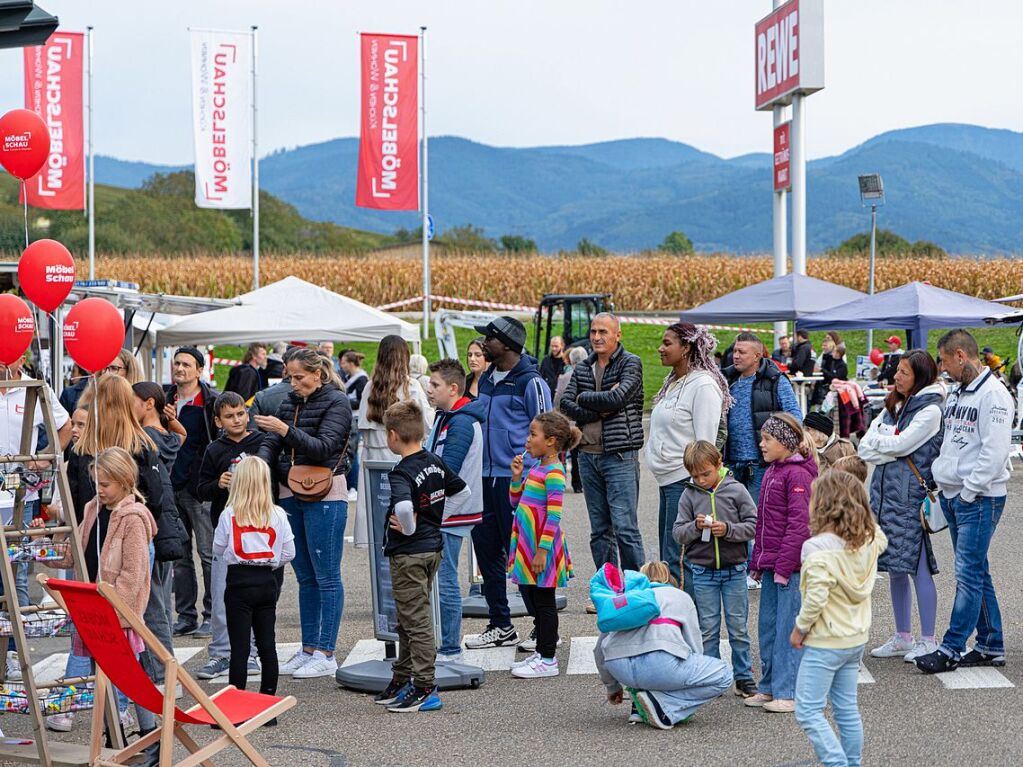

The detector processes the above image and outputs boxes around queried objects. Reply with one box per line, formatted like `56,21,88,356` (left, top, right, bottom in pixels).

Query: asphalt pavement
4,458,1023,767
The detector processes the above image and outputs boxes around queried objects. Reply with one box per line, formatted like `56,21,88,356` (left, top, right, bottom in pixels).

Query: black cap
803,411,834,438
174,346,206,369
983,346,994,354
473,316,527,354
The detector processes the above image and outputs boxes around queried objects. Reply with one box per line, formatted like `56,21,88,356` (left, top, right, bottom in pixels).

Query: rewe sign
754,0,824,111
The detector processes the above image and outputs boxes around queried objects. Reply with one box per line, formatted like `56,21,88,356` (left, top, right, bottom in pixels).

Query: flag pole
251,25,260,290
420,26,429,340
87,25,95,280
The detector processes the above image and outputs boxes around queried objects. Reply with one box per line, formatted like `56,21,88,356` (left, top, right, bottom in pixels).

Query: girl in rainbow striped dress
507,412,581,679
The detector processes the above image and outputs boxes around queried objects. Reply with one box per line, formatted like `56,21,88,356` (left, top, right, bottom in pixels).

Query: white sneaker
870,635,915,658
511,656,559,679
119,708,134,732
510,651,540,669
6,651,21,681
46,712,74,732
291,651,338,679
904,639,939,663
347,488,358,503
464,625,518,649
436,652,464,664
280,650,314,675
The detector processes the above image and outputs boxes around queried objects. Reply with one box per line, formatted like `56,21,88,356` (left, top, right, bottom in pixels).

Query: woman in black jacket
254,347,353,680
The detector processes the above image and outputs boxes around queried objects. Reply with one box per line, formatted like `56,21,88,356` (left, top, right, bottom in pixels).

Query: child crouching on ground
212,456,294,712
791,470,888,767
507,412,579,679
672,440,758,698
374,401,469,713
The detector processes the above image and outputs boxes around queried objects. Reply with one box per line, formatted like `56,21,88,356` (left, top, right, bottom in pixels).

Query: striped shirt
507,461,573,588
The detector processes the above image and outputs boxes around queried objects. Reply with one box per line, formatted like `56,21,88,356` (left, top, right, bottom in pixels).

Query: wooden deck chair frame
40,576,296,767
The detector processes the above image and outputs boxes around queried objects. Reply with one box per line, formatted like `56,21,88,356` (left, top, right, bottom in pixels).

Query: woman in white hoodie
646,323,732,583
857,350,945,662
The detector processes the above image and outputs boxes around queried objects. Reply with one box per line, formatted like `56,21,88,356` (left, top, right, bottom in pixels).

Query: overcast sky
1,1,1019,164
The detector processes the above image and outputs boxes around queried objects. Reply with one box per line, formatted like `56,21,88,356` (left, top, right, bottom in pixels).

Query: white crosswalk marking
566,636,597,675
936,667,1014,689
340,637,520,671
208,642,303,684
858,662,875,685
31,647,203,683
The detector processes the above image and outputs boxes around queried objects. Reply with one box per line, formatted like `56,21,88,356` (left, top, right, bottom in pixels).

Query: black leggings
225,565,282,695
518,585,558,658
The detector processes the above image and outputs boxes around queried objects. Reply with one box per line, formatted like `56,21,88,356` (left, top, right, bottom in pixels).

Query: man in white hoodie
916,329,1013,674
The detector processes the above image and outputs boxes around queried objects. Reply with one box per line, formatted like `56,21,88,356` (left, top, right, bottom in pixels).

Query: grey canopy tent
798,281,1009,348
678,273,867,324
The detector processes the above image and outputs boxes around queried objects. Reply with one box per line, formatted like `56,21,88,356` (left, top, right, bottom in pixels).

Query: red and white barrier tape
212,357,241,367
375,295,763,334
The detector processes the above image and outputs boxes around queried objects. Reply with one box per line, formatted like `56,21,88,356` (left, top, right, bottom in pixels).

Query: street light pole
867,203,877,351
858,173,885,355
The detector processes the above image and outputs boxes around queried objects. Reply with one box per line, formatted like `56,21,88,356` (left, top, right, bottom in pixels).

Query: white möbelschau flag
190,29,251,209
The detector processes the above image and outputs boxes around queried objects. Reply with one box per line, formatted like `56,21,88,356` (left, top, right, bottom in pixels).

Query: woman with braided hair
646,322,733,583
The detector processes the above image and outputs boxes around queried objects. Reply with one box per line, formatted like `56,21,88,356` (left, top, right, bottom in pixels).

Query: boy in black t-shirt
374,401,468,713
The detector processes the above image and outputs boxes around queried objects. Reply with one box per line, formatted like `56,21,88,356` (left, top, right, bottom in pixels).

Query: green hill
0,171,394,255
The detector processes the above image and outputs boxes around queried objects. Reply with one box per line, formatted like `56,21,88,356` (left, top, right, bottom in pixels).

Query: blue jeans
438,531,466,656
605,650,731,724
795,645,865,767
280,496,347,652
939,494,1005,658
579,450,645,570
4,501,34,652
758,571,802,699
657,480,686,583
688,563,753,681
727,462,766,506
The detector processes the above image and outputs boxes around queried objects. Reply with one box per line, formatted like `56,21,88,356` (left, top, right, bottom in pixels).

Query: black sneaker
387,685,442,713
915,650,959,674
628,703,644,724
373,679,413,706
464,625,518,649
629,688,673,730
172,620,197,637
734,679,758,698
960,649,1006,668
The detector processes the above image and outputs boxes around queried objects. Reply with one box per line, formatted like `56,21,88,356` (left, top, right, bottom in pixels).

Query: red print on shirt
231,519,276,560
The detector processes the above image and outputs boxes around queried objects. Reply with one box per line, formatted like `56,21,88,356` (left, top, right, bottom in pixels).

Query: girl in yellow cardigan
789,470,888,767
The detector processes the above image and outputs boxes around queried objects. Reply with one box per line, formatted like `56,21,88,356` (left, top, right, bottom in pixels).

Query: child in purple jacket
744,413,818,714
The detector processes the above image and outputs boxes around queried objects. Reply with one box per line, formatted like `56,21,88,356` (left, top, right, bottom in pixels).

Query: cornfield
99,252,1023,311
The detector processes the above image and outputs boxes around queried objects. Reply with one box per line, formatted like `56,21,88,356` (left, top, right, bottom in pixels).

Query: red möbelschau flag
22,32,85,210
356,33,419,211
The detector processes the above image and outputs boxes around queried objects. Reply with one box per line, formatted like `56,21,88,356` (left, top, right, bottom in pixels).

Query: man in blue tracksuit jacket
464,317,551,650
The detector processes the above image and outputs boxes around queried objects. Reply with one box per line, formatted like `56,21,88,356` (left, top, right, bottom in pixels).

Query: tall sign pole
771,0,789,346
86,25,95,280
755,0,824,308
251,25,260,290
420,26,430,339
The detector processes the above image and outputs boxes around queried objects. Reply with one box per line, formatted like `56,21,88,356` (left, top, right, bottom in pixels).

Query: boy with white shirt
916,329,1013,674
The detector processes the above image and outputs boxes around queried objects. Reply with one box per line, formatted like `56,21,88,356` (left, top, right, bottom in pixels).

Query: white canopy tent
155,276,420,348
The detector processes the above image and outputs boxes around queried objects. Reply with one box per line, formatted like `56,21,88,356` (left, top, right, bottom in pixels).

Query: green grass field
209,323,1022,408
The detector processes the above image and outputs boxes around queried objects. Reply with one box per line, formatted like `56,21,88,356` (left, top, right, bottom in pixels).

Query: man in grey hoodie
916,329,1013,674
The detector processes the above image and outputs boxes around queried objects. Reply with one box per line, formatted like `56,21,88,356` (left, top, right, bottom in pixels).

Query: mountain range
94,123,1023,254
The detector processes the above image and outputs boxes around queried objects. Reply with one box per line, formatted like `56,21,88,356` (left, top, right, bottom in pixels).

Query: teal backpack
589,563,676,632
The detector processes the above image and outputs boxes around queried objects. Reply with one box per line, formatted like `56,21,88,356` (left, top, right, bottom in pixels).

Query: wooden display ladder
0,378,123,766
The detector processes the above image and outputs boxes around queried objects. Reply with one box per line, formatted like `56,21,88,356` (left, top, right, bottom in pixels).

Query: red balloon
63,298,125,373
869,348,884,366
0,294,34,365
0,109,50,181
18,239,75,313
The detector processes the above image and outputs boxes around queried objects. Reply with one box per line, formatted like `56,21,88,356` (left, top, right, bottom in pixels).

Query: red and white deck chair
42,577,296,767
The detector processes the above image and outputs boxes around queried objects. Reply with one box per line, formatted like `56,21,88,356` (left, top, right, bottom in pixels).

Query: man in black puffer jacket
559,313,646,571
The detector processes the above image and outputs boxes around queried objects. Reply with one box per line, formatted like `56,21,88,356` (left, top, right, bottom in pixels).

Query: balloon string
21,181,28,249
